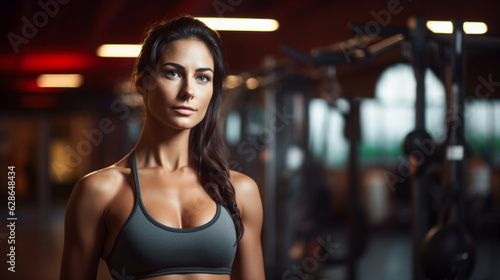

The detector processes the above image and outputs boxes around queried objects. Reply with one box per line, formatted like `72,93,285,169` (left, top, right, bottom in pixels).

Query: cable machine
282,16,500,280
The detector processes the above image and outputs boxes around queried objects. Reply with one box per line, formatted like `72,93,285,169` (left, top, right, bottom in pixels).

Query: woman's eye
165,70,180,78
197,75,211,83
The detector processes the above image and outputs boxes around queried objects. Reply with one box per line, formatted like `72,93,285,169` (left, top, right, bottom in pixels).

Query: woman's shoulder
64,159,133,235
229,170,258,193
229,170,263,221
229,170,261,211
70,159,131,204
77,166,126,190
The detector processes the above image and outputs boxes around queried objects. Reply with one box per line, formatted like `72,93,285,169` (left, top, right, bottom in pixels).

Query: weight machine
282,16,500,280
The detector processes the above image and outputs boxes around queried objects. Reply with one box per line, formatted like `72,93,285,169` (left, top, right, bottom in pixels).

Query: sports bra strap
129,151,141,202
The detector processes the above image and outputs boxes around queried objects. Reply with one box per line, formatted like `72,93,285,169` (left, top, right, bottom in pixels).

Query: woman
60,15,265,280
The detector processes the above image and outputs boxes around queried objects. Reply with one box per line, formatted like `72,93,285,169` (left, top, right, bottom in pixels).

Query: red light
18,52,93,72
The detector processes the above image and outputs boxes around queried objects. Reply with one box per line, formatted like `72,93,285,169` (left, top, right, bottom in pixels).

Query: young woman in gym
60,15,265,280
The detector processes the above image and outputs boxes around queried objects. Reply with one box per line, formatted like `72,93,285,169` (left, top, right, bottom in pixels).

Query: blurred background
1,0,500,279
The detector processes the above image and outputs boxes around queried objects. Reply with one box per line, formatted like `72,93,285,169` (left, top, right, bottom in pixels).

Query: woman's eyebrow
161,62,213,73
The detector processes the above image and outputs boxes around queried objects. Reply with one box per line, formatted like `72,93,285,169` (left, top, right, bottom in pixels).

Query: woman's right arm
60,173,110,280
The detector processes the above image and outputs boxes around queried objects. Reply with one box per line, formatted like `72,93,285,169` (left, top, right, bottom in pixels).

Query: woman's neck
133,115,191,171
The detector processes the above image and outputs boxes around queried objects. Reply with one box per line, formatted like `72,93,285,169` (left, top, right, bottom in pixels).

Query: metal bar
263,56,278,275
346,97,361,280
364,34,405,58
450,19,468,280
409,16,429,280
430,33,500,51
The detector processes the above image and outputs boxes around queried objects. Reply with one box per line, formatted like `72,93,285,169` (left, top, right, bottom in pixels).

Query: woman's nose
181,89,194,99
181,81,195,100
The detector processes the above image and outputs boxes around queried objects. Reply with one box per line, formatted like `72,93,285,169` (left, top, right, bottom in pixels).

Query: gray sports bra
105,151,237,279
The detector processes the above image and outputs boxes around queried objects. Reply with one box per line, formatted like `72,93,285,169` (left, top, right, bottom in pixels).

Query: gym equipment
249,13,500,279
344,97,368,279
420,224,475,280
283,27,405,280
402,129,435,156
411,17,500,280
420,19,473,280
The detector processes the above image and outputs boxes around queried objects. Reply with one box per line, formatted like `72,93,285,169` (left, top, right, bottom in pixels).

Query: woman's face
143,38,214,130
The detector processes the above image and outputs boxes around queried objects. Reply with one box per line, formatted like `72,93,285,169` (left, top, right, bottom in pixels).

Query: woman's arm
230,171,265,280
60,173,110,280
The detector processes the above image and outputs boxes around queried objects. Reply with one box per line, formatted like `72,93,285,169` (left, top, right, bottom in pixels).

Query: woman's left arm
230,171,265,280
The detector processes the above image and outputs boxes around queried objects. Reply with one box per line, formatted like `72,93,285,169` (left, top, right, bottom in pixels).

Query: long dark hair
133,15,243,241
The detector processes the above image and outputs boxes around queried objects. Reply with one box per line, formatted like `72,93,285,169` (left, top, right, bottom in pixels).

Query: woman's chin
164,119,201,131
148,113,200,131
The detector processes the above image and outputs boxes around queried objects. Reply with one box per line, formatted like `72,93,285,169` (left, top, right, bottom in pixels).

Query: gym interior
1,0,499,279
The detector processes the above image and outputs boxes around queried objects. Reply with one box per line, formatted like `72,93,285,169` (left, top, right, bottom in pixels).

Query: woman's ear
137,85,147,101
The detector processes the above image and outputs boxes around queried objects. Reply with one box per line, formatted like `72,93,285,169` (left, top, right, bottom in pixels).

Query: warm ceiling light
426,21,453,34
37,74,84,88
96,44,142,57
463,22,487,34
224,75,243,89
426,21,487,34
96,18,278,58
196,17,279,32
246,77,259,89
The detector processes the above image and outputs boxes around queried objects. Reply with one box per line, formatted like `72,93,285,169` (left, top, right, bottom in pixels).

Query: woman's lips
172,106,196,116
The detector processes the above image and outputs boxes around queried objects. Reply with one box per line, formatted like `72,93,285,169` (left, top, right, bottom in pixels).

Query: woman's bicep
231,173,265,280
232,218,265,280
60,177,107,280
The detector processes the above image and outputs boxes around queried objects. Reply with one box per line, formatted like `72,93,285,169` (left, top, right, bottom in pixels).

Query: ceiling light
463,22,487,34
426,21,487,34
224,75,243,89
196,17,279,32
246,77,259,89
96,44,142,57
426,21,453,34
37,74,83,88
96,18,279,58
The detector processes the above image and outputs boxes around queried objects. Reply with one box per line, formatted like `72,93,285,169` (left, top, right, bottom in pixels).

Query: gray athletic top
106,151,237,279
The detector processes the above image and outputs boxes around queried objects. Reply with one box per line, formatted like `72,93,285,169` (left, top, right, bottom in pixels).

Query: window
360,63,446,160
